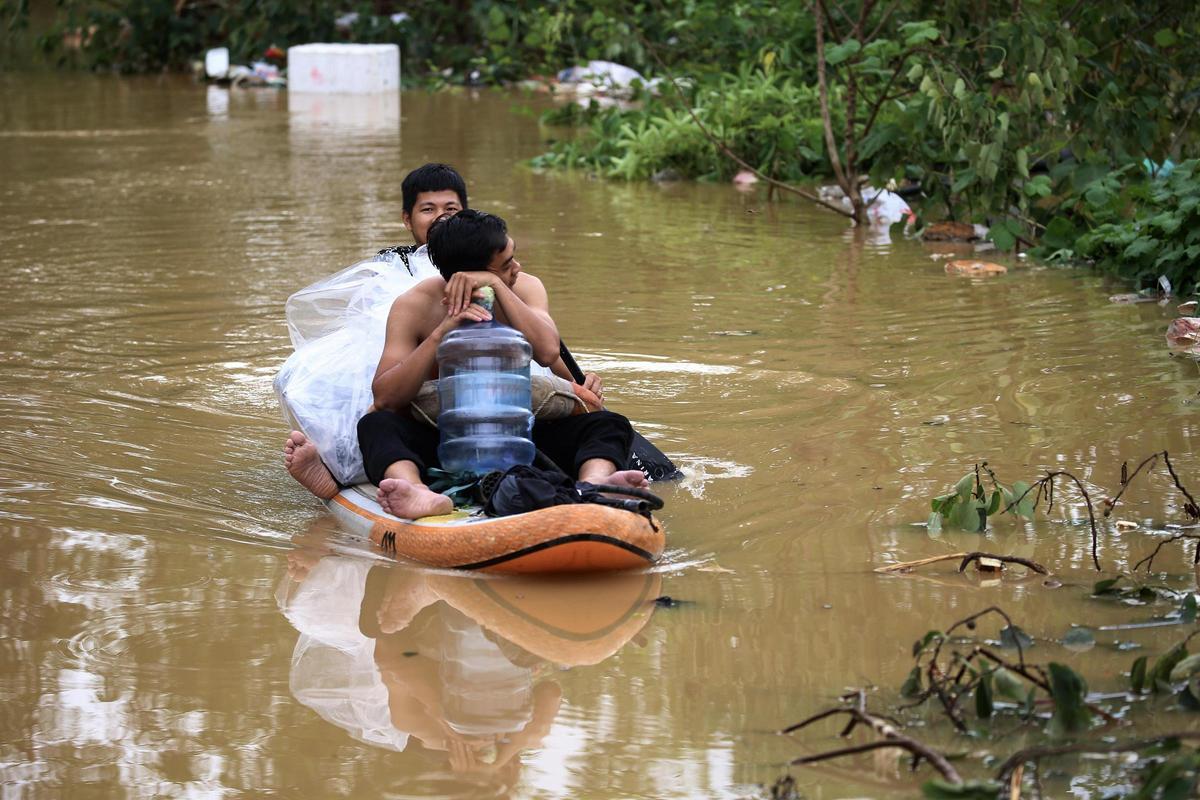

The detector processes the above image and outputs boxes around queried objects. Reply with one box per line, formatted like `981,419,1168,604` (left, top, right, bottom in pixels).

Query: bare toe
285,433,338,501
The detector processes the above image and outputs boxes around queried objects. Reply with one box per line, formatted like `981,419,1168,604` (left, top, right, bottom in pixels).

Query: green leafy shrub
1071,161,1200,293
534,65,831,182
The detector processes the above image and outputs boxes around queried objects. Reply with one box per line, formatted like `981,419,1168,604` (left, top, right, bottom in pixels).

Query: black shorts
358,409,634,485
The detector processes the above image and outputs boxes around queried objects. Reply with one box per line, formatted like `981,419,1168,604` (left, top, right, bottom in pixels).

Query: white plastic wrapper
277,558,410,751
274,246,439,485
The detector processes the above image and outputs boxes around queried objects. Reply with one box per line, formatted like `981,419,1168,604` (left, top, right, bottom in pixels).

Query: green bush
1072,161,1200,293
534,65,833,182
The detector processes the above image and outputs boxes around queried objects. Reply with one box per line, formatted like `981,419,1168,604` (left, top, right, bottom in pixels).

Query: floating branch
1132,533,1200,572
875,551,1048,575
781,690,962,784
995,733,1200,787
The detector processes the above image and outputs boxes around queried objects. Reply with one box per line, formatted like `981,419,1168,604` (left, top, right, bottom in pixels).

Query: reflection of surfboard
428,571,662,666
326,484,665,574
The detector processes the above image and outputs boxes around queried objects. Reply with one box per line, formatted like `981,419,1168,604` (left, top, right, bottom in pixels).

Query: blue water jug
436,304,535,476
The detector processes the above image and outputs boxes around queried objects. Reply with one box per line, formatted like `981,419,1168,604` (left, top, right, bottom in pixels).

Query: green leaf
1042,216,1078,251
1011,481,1036,517
1093,576,1123,595
1154,28,1179,48
950,499,985,532
907,62,923,81
975,670,994,718
901,20,939,48
927,512,943,535
993,667,1026,702
952,168,977,194
1016,147,1029,178
986,491,1001,515
921,780,1005,799
1046,662,1092,736
1182,594,1197,624
1168,653,1200,683
1151,643,1189,693
955,473,975,501
987,65,1004,79
1131,655,1148,693
913,630,943,656
989,223,1016,251
901,665,924,698
825,39,861,66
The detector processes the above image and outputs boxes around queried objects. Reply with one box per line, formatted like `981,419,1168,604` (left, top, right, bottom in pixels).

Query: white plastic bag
274,247,439,485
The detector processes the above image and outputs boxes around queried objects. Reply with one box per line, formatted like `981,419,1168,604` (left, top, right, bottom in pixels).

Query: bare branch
996,733,1200,786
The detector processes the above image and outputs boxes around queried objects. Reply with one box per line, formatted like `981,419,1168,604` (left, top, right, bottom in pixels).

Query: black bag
557,342,682,481
481,465,664,522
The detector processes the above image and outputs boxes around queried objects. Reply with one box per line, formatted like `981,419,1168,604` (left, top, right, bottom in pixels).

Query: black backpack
480,465,664,526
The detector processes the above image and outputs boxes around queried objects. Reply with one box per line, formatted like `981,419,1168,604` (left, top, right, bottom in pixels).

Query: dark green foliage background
3,0,1198,291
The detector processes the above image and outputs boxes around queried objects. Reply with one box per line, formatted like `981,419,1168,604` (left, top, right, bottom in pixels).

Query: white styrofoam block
287,44,400,94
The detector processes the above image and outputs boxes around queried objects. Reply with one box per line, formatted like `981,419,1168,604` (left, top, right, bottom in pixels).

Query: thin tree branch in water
781,690,962,783
957,552,1048,575
1104,450,1200,522
874,552,1047,574
1132,534,1200,573
995,733,1200,786
1003,470,1101,570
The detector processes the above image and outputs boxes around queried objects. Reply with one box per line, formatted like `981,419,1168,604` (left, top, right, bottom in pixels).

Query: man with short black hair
284,163,468,499
359,210,646,520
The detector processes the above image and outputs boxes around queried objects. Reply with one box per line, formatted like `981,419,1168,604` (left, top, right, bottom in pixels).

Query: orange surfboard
326,484,664,574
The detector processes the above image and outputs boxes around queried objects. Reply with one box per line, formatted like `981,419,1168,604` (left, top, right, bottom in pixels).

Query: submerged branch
782,690,962,783
995,733,1200,786
875,552,1047,575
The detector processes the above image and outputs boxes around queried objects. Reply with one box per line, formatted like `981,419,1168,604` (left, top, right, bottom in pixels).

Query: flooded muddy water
2,73,1199,798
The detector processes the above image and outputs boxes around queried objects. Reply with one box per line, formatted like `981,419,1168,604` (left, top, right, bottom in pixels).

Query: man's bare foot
590,469,650,490
378,478,453,519
284,431,338,501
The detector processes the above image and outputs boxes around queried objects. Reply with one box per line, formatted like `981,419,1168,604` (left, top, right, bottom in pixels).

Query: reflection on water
277,524,659,795
2,72,1200,798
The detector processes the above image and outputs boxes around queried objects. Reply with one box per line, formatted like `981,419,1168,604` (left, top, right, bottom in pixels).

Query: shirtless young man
357,209,647,519
284,163,467,499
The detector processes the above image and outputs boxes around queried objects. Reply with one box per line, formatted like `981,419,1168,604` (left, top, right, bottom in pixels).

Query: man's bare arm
444,271,560,365
371,288,492,411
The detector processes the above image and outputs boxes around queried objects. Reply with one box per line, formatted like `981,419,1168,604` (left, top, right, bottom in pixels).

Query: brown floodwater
2,72,1199,798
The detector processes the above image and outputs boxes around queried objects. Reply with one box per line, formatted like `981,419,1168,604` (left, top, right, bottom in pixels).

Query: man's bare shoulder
388,277,445,328
512,272,546,297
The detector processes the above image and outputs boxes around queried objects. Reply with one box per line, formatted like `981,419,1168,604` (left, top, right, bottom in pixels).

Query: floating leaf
975,671,994,719
1046,662,1092,736
1062,626,1096,651
1093,576,1124,595
1168,653,1200,683
901,666,924,698
1131,655,1148,693
1000,624,1034,650
1181,594,1197,624
1151,643,1188,693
